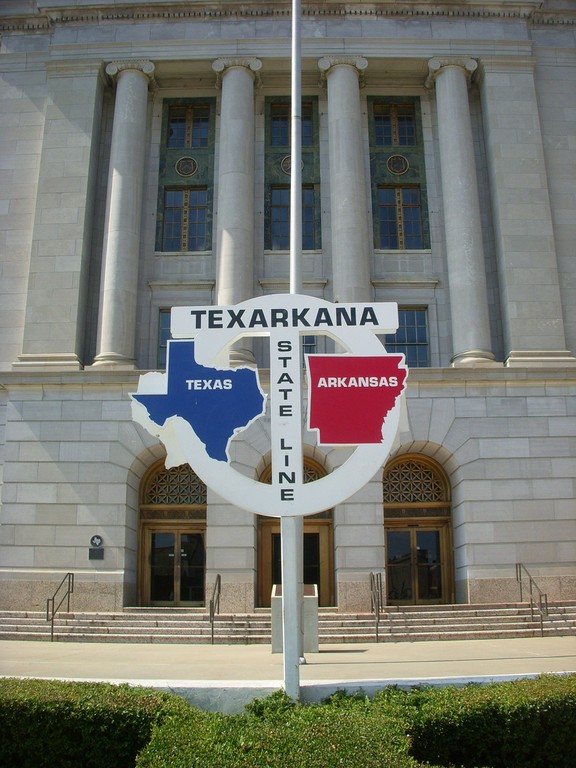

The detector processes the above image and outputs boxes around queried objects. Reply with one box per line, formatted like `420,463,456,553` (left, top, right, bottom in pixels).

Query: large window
369,97,429,250
377,186,423,250
156,99,215,253
270,185,319,250
265,97,320,251
162,188,208,252
270,101,314,147
167,104,210,149
385,308,429,368
373,103,416,147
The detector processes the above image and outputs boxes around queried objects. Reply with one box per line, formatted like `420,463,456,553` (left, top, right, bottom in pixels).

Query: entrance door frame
384,518,453,605
383,454,454,605
258,517,334,607
139,521,207,607
138,459,208,608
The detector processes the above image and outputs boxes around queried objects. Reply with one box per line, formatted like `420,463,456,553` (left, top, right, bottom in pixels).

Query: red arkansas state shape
306,355,408,445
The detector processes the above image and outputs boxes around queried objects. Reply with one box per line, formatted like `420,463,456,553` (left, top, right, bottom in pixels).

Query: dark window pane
162,193,183,251
302,186,316,250
302,101,313,147
374,104,392,146
385,308,429,368
190,106,209,147
397,107,416,146
158,309,171,368
168,108,187,148
271,104,289,146
270,186,317,250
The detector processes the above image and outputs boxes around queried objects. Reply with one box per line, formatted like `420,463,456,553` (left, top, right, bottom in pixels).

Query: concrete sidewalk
1,636,575,712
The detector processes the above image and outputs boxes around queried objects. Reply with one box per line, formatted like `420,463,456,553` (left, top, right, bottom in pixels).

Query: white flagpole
290,0,302,296
281,0,304,701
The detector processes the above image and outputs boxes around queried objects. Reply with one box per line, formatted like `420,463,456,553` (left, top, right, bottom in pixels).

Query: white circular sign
132,294,407,518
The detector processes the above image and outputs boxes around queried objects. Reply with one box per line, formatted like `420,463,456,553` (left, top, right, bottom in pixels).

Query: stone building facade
0,0,575,613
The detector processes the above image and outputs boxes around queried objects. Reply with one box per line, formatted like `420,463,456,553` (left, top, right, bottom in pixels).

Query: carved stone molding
212,57,262,88
426,57,478,88
318,55,368,86
105,59,156,86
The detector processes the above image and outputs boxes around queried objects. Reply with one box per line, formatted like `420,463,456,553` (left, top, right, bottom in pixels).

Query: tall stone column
212,58,260,365
478,57,575,367
427,58,495,366
92,60,155,368
319,56,372,304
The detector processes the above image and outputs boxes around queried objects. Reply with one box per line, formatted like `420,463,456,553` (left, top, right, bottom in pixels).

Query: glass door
271,532,321,595
179,533,206,604
259,521,333,607
386,526,444,604
145,527,205,606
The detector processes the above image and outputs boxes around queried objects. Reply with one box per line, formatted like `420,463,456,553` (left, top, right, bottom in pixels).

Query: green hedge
406,674,576,768
2,675,576,768
0,678,189,768
136,689,420,768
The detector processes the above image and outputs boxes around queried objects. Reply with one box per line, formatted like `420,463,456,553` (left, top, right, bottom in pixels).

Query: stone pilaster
15,61,106,371
427,57,495,366
319,56,372,304
92,60,155,368
478,56,575,367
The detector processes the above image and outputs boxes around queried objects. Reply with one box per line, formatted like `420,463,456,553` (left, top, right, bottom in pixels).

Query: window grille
162,188,207,251
377,186,423,249
373,103,416,147
167,105,210,149
144,464,207,505
383,457,449,505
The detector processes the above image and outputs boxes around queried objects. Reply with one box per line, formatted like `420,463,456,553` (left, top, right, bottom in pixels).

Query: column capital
105,59,155,84
212,57,262,87
426,57,477,88
318,55,368,81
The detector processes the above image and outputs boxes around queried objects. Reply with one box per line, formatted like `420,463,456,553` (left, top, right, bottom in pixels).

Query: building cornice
2,365,576,392
2,1,575,33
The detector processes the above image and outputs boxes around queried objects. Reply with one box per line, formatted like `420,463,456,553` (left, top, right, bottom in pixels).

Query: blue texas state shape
132,340,265,462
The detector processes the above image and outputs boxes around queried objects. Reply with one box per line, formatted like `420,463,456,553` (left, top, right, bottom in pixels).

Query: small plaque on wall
89,548,104,560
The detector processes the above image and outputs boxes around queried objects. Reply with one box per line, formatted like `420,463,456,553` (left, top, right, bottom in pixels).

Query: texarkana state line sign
131,294,408,518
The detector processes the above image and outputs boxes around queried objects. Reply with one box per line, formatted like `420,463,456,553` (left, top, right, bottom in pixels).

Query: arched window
383,455,450,514
141,462,207,520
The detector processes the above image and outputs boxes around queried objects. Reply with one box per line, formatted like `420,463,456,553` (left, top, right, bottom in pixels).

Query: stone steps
1,602,574,644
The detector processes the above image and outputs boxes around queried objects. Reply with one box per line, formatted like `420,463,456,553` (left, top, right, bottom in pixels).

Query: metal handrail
209,574,221,645
516,562,548,636
370,572,384,643
46,572,74,642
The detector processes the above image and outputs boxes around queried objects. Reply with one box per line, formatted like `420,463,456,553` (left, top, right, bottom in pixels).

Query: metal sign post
281,0,305,700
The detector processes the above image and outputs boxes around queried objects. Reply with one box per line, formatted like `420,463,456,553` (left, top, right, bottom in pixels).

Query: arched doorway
257,458,334,607
139,461,207,607
383,455,453,605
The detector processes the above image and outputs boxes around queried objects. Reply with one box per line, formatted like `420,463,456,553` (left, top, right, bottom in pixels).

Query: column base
505,350,576,367
90,352,137,370
13,353,83,371
228,347,257,368
451,349,500,368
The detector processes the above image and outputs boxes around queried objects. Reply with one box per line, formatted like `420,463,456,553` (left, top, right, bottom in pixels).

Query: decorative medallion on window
175,156,198,177
386,154,409,176
280,155,305,176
